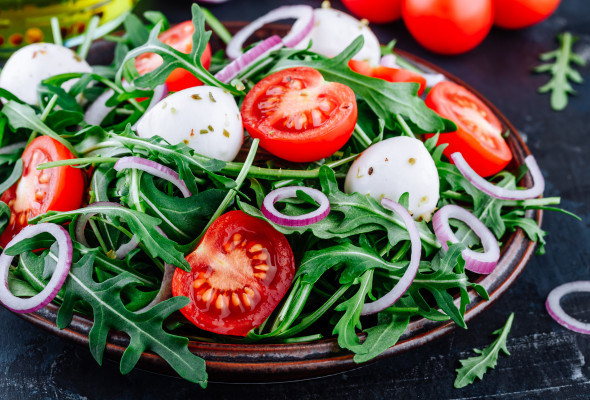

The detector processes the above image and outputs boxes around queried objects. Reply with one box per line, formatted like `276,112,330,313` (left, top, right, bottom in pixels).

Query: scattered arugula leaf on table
454,312,514,388
534,32,586,111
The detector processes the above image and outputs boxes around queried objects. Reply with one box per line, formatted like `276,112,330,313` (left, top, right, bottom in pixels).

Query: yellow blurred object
0,0,136,56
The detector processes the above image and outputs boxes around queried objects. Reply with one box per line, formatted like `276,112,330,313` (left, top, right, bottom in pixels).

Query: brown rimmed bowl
12,22,542,383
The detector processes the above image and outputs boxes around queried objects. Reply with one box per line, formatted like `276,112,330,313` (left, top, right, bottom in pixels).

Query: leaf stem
51,17,63,46
396,114,416,139
201,7,232,45
352,123,373,148
37,156,119,170
77,16,100,60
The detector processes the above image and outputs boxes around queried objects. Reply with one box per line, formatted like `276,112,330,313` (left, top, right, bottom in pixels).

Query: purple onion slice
0,223,72,313
361,198,421,316
432,204,500,275
261,186,330,227
452,152,545,200
546,281,590,335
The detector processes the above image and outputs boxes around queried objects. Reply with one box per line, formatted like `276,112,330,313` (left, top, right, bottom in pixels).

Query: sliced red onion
261,186,330,227
423,73,446,88
432,204,500,275
361,198,421,316
0,142,26,155
451,152,545,200
546,281,590,335
215,35,282,84
137,263,175,313
0,223,72,313
74,202,139,260
380,54,398,68
225,5,314,59
84,89,114,126
114,156,191,198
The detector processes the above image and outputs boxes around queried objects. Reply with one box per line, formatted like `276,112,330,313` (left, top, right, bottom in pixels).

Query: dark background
1,0,590,398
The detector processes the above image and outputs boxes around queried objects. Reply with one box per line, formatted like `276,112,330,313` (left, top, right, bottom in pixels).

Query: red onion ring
0,223,72,313
225,5,314,59
261,186,330,227
361,198,421,316
215,35,282,84
546,281,590,335
432,204,500,275
380,54,397,68
114,156,191,198
74,202,139,260
451,152,545,200
84,89,114,126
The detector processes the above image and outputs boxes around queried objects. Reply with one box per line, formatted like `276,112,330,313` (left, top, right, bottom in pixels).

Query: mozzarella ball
0,43,92,105
294,8,381,65
137,86,244,162
344,136,440,221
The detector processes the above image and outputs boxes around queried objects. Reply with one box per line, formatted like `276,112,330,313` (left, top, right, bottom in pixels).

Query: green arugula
535,32,586,111
454,312,514,388
269,37,456,134
352,313,410,363
116,4,237,94
56,252,208,386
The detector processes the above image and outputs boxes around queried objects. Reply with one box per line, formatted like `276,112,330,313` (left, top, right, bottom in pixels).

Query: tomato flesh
241,67,357,163
134,21,212,92
172,211,295,336
349,59,427,96
425,81,512,177
402,0,493,55
0,136,85,248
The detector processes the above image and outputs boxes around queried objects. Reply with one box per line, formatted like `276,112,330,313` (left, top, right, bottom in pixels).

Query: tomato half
348,59,426,96
134,21,212,93
171,210,295,337
424,81,512,177
341,0,403,23
494,0,560,29
402,0,493,55
241,67,357,163
0,136,85,248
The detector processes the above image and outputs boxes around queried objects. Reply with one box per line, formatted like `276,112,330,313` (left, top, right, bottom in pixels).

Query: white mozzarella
344,136,440,221
294,8,381,65
0,43,92,105
137,86,244,162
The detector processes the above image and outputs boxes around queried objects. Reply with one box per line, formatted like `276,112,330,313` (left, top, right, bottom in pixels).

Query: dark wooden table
1,0,589,398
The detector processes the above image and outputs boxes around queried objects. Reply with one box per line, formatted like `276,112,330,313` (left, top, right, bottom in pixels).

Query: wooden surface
1,0,590,398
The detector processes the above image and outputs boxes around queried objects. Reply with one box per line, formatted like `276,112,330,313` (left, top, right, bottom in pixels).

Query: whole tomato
341,0,403,23
494,0,561,29
402,0,494,55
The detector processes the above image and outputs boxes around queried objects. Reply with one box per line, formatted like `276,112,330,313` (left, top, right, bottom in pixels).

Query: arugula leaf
269,36,456,134
502,210,547,255
0,201,11,236
352,313,410,363
31,204,190,271
57,252,208,386
0,159,22,195
454,312,514,388
7,268,38,297
534,32,586,111
116,4,237,94
333,270,373,350
139,174,226,242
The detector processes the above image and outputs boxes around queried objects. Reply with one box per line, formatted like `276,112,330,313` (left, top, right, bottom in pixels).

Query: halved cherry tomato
402,0,493,55
424,81,512,177
241,67,357,163
171,210,295,337
341,0,403,23
134,21,212,93
0,136,85,248
348,59,427,96
493,0,560,29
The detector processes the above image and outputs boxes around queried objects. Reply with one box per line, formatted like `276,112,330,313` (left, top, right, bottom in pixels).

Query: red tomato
402,0,493,55
424,81,512,177
494,0,560,29
348,59,427,96
341,0,403,23
134,21,212,92
0,136,85,248
241,67,357,163
171,210,295,337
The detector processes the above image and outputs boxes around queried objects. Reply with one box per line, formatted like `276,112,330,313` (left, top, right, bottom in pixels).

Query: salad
0,3,560,387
